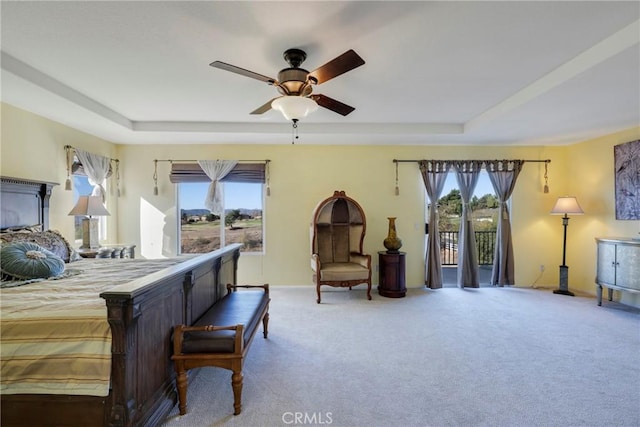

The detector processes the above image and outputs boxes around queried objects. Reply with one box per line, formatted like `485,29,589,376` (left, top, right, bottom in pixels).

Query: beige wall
0,104,118,243
2,103,639,305
565,128,640,305
112,140,588,292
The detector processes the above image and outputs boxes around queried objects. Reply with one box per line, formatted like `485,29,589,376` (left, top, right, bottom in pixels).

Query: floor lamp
68,195,110,250
550,196,584,296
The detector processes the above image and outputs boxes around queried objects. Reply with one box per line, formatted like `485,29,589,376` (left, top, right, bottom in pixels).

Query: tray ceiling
1,1,638,145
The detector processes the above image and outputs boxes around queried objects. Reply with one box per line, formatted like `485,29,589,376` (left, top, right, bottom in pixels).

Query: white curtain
198,160,238,215
419,160,451,289
454,161,482,288
75,148,111,201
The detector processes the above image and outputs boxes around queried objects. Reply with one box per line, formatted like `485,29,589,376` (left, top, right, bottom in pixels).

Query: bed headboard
0,176,58,230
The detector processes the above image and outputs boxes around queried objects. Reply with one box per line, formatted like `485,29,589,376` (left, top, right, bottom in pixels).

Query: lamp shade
68,196,111,217
550,196,584,215
271,96,318,121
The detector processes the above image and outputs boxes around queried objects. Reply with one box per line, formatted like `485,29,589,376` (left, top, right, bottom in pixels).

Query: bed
0,176,241,426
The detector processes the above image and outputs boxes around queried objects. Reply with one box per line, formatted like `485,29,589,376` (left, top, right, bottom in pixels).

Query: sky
77,173,494,212
75,176,263,211
179,172,495,211
180,182,263,210
73,175,94,200
441,170,495,199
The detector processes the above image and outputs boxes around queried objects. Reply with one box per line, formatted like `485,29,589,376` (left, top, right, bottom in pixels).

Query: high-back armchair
310,191,372,303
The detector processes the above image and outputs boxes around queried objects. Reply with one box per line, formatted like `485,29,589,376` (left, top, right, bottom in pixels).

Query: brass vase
383,217,402,253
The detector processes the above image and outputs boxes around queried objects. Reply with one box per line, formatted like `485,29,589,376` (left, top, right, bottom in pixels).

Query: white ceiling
1,1,639,146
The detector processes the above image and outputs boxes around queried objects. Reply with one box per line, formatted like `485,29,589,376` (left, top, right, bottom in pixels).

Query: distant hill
181,209,210,217
182,208,261,217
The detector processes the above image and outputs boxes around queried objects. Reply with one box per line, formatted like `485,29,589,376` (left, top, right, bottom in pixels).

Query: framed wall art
614,139,640,220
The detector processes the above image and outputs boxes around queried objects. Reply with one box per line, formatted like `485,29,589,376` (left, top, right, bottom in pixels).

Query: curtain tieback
499,202,509,220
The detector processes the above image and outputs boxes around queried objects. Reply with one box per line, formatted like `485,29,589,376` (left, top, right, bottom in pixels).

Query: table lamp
68,195,110,250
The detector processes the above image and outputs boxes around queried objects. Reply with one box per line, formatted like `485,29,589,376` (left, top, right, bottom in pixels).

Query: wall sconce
68,196,110,250
550,196,584,296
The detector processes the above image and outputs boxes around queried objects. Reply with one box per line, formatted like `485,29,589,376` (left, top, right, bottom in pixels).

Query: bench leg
262,312,269,339
231,370,243,415
176,366,188,415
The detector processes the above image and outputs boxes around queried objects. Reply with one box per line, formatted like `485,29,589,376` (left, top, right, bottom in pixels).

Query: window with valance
64,145,120,198
161,160,268,255
64,145,119,244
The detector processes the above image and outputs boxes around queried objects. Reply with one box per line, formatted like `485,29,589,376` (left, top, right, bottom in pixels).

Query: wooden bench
171,284,270,416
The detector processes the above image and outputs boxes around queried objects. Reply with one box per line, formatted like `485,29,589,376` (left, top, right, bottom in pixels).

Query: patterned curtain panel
419,160,451,289
486,160,524,286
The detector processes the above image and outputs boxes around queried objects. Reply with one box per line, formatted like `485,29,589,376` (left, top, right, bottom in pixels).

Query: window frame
177,181,265,255
71,174,107,244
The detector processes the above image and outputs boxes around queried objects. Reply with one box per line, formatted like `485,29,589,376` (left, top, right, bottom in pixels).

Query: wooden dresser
595,238,640,306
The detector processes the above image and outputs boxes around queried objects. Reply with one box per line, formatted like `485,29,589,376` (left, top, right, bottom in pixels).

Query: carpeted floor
162,285,640,427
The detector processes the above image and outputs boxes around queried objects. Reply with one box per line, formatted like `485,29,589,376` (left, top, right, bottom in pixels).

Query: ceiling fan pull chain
291,119,299,144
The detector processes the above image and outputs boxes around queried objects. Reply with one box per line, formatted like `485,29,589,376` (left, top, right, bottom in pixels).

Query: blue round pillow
1,241,65,280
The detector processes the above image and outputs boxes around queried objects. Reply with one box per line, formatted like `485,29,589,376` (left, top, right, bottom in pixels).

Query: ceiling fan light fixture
271,96,318,121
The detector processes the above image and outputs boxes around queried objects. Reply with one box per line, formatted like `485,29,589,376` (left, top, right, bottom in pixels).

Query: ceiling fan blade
210,61,276,84
311,94,355,116
250,98,279,115
308,50,365,85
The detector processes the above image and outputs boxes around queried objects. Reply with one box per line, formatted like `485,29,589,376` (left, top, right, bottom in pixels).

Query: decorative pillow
0,242,65,280
0,224,43,233
69,246,82,262
0,229,77,263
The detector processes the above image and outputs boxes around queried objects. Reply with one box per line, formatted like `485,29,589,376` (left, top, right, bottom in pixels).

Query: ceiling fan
209,48,365,121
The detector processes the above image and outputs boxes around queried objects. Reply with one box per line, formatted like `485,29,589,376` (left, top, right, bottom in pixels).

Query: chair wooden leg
367,281,372,300
176,367,188,415
316,284,321,304
262,312,269,338
231,370,243,415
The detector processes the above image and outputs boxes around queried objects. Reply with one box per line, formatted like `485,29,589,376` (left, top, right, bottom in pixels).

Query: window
66,147,115,246
178,181,264,254
71,175,107,242
172,161,268,254
428,170,498,268
435,170,498,229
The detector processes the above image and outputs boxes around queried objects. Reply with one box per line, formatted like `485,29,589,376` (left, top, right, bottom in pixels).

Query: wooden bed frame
0,176,241,426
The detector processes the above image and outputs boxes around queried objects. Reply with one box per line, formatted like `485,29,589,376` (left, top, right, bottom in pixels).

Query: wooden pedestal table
378,251,406,298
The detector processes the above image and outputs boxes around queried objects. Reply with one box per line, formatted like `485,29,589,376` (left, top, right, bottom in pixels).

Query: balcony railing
438,230,496,266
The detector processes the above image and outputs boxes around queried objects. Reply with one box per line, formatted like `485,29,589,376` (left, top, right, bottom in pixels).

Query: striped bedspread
0,257,190,396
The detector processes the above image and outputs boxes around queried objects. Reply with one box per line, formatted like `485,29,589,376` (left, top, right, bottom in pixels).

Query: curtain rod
393,159,550,163
155,159,270,163
64,144,119,163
